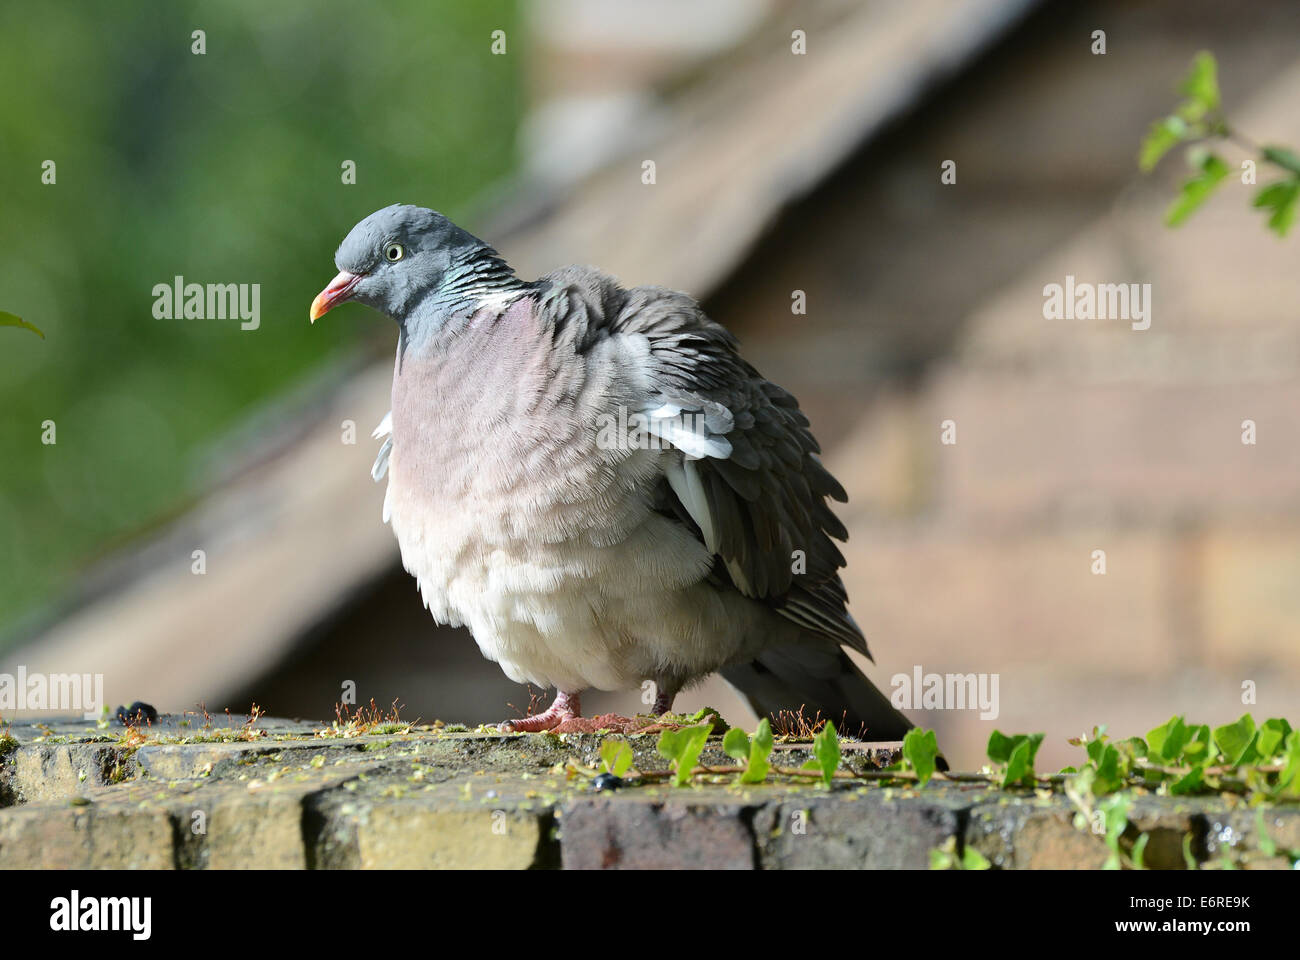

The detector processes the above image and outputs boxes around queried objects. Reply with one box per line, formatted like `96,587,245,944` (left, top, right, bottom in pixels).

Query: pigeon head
310,204,489,324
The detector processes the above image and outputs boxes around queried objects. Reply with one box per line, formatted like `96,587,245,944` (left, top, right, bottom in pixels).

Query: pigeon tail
721,645,914,743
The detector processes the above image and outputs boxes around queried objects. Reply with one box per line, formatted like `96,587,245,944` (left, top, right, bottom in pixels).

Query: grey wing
612,285,870,658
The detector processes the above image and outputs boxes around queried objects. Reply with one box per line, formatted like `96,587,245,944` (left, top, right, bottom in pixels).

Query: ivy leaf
986,730,1020,763
1170,764,1205,796
0,311,44,339
809,720,840,787
1003,739,1035,788
1278,731,1300,798
1256,718,1292,761
988,730,1045,787
1091,743,1125,795
902,728,939,787
741,718,774,784
598,739,634,778
1212,714,1258,766
722,727,750,764
656,722,712,787
1086,737,1107,766
1253,179,1300,236
1165,151,1229,226
725,720,773,783
1147,716,1190,763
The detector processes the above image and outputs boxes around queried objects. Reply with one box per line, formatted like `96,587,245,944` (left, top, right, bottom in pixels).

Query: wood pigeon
311,204,914,739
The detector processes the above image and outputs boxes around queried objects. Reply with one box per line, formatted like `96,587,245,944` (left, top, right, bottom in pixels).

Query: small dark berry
592,772,624,792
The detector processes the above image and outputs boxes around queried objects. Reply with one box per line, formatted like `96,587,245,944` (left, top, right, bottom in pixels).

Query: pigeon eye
384,242,404,262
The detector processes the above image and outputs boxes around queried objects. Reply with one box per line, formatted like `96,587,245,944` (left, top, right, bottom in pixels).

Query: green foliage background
0,1,522,640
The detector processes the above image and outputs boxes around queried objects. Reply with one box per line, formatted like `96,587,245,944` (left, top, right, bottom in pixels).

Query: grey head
310,204,517,329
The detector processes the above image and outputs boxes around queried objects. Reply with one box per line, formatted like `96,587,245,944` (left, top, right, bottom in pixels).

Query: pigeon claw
498,690,581,733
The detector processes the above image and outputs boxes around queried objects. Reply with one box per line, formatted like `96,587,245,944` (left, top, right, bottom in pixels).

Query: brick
0,802,174,869
753,786,966,869
561,793,755,870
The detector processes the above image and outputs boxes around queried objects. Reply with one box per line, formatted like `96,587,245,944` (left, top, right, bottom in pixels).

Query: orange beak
309,270,363,323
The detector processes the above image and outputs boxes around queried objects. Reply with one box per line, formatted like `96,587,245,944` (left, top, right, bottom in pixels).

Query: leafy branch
1140,51,1300,234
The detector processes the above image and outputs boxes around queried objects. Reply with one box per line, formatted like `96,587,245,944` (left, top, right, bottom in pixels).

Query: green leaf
740,717,773,784
1086,738,1107,766
1003,739,1034,788
961,845,991,870
1132,832,1150,870
810,720,840,787
987,729,1023,764
1212,714,1258,766
724,720,773,783
1165,151,1229,226
598,738,634,777
1278,730,1300,797
1252,178,1300,236
987,730,1013,763
656,722,712,787
1170,764,1204,796
1099,794,1132,870
1183,834,1198,870
722,727,750,763
1147,716,1190,763
902,728,939,787
0,311,44,339
1101,795,1131,846
1262,145,1300,177
1091,743,1125,795
1256,718,1292,760
1139,115,1189,171
1177,51,1219,121
988,730,1044,787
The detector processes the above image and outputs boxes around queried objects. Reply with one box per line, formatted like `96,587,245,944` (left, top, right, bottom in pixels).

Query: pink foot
499,690,581,733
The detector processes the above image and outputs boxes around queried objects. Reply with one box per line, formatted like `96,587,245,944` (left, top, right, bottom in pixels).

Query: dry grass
505,686,547,721
316,698,414,738
770,706,865,740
